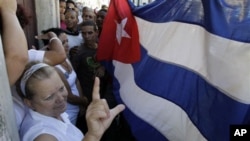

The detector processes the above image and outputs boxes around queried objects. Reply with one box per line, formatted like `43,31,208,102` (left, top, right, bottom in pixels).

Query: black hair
64,7,78,16
17,61,55,100
98,8,107,13
41,28,66,45
66,0,76,8
79,20,98,32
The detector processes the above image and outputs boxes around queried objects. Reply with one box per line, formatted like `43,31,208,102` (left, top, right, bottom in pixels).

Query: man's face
82,11,96,22
80,25,98,44
64,10,78,29
96,11,107,29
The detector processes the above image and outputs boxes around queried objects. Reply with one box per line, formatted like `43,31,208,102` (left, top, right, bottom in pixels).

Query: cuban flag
97,0,250,141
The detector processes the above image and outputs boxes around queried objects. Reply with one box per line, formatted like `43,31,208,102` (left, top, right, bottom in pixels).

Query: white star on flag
116,18,131,44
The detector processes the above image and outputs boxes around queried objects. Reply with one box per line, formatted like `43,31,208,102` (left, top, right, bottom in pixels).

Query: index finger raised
92,77,100,100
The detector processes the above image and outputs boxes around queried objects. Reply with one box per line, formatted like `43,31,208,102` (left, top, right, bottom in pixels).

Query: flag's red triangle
97,0,140,63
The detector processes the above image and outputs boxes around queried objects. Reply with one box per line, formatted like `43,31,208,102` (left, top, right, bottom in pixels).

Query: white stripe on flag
136,17,250,104
113,61,207,141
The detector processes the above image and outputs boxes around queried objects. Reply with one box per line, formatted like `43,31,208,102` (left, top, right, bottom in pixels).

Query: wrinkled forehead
29,71,62,95
83,11,96,16
65,9,78,16
80,25,95,32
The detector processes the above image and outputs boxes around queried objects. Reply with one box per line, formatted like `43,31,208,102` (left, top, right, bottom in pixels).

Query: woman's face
64,10,78,29
60,2,66,21
58,33,69,53
27,72,68,119
60,2,66,14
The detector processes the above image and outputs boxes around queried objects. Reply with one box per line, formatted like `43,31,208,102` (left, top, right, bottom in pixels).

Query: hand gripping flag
97,0,250,141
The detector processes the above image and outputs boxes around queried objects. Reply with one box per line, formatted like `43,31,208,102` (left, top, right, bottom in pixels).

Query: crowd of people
1,0,136,140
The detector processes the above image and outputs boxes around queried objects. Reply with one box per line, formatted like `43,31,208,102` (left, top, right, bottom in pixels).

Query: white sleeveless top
28,49,45,62
56,59,80,124
12,86,28,131
13,50,45,131
20,109,83,141
67,33,83,49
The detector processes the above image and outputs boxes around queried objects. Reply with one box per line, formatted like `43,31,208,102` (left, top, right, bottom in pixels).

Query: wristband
49,37,60,43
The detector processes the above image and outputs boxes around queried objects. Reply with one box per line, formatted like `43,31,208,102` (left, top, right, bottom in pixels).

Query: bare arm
55,67,87,106
34,134,57,141
36,32,67,66
43,40,66,66
76,79,89,105
76,79,89,115
1,0,28,86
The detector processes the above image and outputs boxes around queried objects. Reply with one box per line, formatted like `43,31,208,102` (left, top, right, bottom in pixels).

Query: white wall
35,0,60,48
0,37,19,141
76,0,110,9
0,1,60,140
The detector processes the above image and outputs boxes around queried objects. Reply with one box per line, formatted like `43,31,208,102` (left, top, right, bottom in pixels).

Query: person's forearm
82,132,101,141
46,36,66,65
43,34,66,66
67,94,86,105
1,11,28,85
76,79,89,105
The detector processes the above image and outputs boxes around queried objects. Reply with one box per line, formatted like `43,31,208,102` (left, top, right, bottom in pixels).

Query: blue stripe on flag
109,45,250,141
102,0,250,141
133,47,250,141
129,0,250,42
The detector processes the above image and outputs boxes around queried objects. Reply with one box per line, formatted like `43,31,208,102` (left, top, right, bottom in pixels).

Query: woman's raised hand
84,77,125,141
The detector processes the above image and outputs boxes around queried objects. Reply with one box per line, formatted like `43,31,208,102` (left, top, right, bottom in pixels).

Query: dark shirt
74,44,101,101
